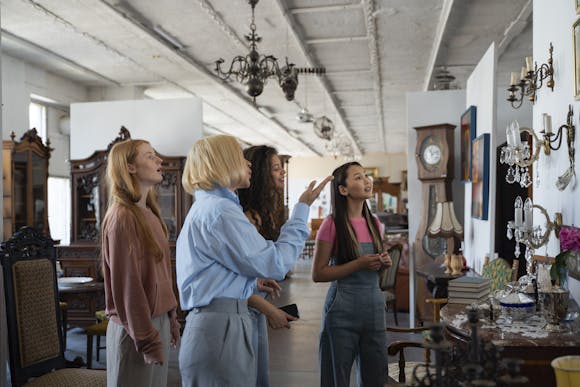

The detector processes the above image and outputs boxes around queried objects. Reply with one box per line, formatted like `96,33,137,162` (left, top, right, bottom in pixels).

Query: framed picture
460,106,477,181
471,133,490,220
364,167,379,179
577,0,580,14
574,18,580,98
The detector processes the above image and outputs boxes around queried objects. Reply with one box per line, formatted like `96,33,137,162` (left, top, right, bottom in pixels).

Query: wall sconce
540,105,576,191
506,196,563,281
506,43,554,109
499,121,541,188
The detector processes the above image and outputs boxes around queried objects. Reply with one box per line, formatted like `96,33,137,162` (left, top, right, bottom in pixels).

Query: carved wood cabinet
2,129,51,241
58,128,191,326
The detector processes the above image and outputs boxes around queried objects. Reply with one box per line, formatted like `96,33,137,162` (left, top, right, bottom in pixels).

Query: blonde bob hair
102,139,167,262
182,135,247,193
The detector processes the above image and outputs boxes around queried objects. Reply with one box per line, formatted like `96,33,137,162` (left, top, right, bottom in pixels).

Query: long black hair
331,162,383,264
237,145,282,240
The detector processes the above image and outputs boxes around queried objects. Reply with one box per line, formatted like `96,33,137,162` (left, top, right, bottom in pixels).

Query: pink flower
560,226,580,252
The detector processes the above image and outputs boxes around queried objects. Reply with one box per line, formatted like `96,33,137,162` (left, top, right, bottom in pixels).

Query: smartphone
278,303,299,319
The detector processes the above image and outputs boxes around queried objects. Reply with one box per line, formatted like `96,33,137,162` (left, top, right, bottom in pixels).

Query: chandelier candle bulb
520,66,527,81
511,72,518,86
544,114,552,134
524,198,533,230
515,207,523,227
526,56,534,72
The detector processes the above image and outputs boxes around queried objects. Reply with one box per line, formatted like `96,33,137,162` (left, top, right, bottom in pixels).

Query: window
29,101,47,141
48,177,71,245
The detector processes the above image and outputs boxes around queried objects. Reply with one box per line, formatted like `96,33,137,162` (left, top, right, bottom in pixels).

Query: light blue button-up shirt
176,186,310,310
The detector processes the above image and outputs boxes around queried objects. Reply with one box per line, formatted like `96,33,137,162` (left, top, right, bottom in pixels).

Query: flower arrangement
551,226,580,287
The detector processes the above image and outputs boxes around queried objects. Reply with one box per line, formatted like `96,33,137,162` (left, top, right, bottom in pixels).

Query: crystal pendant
514,243,520,258
506,166,516,184
515,167,521,183
525,246,533,262
520,170,531,188
507,227,513,240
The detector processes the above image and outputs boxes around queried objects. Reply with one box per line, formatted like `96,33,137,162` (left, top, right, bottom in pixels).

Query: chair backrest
380,243,403,291
482,257,514,293
1,227,66,386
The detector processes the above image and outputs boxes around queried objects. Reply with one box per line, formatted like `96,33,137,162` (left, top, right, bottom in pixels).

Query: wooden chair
85,310,108,369
386,325,433,384
1,227,106,386
380,244,403,326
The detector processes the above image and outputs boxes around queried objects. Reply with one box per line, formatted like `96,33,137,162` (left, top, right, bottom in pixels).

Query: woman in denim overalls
312,162,391,387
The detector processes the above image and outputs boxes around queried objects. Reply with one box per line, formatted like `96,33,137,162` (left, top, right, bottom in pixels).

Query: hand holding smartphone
278,303,299,319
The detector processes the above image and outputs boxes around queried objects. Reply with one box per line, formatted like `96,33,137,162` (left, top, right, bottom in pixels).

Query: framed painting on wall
460,106,477,181
471,133,490,220
364,167,379,179
574,18,580,98
577,0,580,14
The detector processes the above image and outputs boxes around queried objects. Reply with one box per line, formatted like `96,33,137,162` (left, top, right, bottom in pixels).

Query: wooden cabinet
59,127,192,326
2,129,51,241
371,176,403,214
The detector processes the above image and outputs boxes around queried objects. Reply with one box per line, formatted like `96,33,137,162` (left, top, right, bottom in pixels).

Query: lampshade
427,201,464,239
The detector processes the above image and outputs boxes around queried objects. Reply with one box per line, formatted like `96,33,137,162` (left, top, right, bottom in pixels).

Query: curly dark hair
237,145,283,240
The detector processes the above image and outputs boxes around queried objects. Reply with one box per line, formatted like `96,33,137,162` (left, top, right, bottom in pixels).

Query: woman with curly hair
237,145,289,387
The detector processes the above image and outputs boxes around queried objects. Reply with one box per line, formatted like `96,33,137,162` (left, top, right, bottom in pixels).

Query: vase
444,254,452,274
539,288,569,332
450,254,463,275
558,266,569,291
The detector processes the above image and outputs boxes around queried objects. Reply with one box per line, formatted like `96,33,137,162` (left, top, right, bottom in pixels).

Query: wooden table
58,281,105,328
416,261,468,298
441,303,580,387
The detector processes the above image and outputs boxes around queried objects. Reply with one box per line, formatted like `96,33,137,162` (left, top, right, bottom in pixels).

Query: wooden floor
64,258,420,386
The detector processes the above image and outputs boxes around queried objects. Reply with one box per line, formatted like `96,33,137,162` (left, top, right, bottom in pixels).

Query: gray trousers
250,308,270,387
179,298,256,387
106,313,170,387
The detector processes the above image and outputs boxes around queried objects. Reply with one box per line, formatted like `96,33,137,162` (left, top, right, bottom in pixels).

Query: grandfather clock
414,123,455,265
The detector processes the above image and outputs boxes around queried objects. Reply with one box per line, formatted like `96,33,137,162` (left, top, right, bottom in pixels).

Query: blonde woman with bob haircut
102,139,180,387
177,135,332,386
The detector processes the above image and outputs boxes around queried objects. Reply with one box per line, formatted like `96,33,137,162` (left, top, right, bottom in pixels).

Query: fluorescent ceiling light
153,26,184,51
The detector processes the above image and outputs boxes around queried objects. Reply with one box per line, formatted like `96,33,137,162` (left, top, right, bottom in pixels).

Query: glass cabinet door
158,171,178,241
12,152,27,230
76,174,101,241
31,152,47,232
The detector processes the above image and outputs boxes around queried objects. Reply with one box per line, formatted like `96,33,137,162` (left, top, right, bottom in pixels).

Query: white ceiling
0,0,532,156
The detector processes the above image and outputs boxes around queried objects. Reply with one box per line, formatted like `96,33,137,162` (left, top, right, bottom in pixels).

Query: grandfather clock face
414,124,455,260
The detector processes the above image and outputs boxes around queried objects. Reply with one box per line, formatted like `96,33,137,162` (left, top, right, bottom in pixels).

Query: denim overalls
319,242,388,387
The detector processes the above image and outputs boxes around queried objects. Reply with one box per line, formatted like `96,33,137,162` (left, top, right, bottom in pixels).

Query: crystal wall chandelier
214,0,324,103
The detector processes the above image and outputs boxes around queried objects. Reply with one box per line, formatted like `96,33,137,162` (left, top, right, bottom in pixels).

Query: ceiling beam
306,36,368,45
422,0,455,91
361,0,386,153
1,29,121,87
496,0,533,58
274,0,363,156
289,4,362,14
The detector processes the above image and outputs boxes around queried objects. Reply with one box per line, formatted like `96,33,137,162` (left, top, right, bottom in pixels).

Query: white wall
464,43,498,274
534,0,580,301
1,54,88,177
70,98,203,158
406,90,466,248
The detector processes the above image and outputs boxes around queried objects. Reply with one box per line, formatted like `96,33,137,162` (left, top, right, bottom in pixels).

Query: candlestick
512,121,522,146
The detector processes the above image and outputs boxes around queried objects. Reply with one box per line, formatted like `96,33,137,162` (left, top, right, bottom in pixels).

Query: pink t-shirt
316,215,382,244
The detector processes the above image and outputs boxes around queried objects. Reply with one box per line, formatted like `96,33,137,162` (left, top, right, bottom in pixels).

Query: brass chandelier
214,0,324,103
